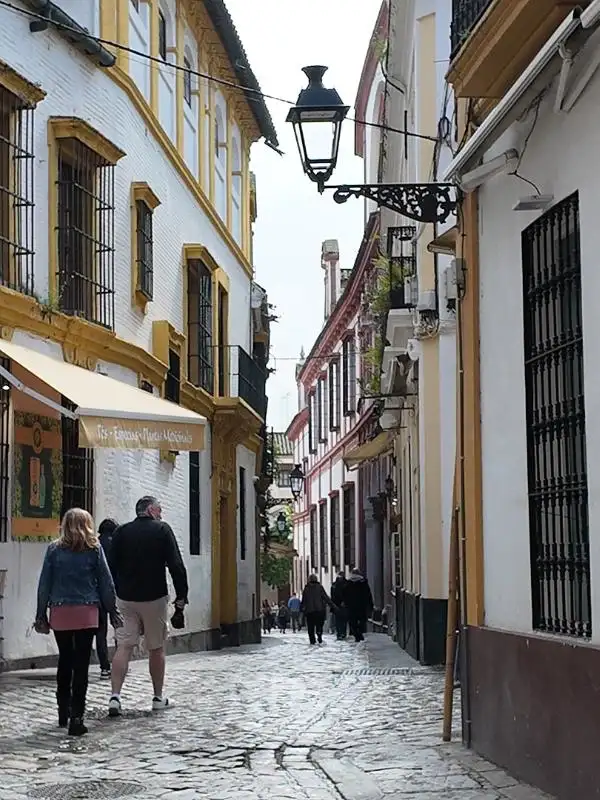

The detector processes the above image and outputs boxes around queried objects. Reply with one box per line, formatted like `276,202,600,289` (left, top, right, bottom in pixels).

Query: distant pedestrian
95,517,119,679
345,568,373,642
330,571,348,640
277,602,290,633
301,574,334,645
287,593,301,632
35,508,121,736
262,599,273,633
107,496,188,717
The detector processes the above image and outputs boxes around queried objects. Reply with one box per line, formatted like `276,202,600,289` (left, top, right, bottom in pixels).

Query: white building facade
0,0,275,667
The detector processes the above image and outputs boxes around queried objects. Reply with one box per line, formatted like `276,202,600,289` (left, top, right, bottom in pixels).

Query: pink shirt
50,605,99,631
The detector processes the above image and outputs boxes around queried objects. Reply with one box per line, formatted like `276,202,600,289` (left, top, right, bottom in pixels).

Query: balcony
448,0,583,100
229,346,268,420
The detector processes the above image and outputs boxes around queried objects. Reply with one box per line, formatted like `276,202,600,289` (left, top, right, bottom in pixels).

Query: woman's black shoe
58,708,69,728
68,718,88,736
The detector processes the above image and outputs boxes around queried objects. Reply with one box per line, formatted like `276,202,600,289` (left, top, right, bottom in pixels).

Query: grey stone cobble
0,633,553,800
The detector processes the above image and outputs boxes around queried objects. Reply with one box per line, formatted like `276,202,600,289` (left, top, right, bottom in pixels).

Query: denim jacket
36,542,117,621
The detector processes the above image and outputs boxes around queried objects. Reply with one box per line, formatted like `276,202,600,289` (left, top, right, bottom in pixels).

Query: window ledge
0,59,46,105
48,117,125,165
132,182,161,210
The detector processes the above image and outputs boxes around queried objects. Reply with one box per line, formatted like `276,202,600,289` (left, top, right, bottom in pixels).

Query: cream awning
0,339,206,451
343,432,393,471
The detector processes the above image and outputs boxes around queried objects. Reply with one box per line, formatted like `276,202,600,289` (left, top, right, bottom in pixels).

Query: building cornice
354,0,389,157
286,407,308,441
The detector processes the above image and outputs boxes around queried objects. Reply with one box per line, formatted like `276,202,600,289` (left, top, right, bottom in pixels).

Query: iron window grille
317,375,327,443
387,225,417,309
217,284,227,397
236,346,267,418
183,58,193,106
330,493,340,570
329,358,341,431
0,359,10,542
136,199,153,301
319,501,328,570
0,84,35,296
278,469,291,488
165,348,180,404
239,466,246,560
308,391,317,454
309,506,318,570
189,451,200,555
61,397,94,517
450,0,492,56
158,11,167,61
342,335,357,416
187,260,214,394
56,138,116,330
522,191,591,639
342,484,356,568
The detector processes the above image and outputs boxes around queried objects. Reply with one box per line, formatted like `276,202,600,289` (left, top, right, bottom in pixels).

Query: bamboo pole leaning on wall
442,468,460,742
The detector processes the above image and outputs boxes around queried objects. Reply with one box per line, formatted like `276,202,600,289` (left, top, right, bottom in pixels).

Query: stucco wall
236,444,257,622
477,68,600,640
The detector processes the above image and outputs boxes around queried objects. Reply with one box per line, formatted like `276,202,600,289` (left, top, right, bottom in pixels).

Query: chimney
321,239,340,321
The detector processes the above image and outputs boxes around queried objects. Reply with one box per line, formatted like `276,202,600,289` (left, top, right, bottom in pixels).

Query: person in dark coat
95,518,119,678
330,572,348,640
345,568,373,642
301,574,333,645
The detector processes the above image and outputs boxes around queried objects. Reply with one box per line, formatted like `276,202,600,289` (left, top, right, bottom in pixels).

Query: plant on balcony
366,253,412,318
359,335,384,397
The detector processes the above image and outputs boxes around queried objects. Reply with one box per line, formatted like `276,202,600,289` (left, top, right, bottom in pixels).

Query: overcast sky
226,0,380,433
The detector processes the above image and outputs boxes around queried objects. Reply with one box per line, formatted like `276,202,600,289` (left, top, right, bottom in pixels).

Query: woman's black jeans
95,608,110,671
305,611,325,644
54,629,95,718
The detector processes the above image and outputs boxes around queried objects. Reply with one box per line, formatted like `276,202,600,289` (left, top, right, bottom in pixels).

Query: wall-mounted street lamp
287,66,458,225
289,463,305,501
276,511,287,534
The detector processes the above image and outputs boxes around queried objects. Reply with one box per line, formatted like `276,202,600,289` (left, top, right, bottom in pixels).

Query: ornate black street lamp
289,463,305,501
276,511,287,534
287,66,457,225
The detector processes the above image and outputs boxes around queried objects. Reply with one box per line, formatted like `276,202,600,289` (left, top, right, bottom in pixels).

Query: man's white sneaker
108,696,122,717
152,696,170,711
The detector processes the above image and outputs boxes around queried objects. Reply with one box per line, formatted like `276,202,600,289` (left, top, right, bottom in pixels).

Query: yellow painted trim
152,319,185,367
214,267,230,293
48,117,126,165
175,7,185,154
108,65,254,279
150,0,159,115
116,0,129,72
183,244,219,274
0,59,46,105
131,183,161,313
0,286,167,387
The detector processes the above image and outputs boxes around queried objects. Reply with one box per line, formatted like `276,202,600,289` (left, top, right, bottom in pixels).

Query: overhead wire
0,0,440,148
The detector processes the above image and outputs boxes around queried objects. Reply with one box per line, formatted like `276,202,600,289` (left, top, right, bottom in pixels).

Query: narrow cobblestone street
0,633,552,800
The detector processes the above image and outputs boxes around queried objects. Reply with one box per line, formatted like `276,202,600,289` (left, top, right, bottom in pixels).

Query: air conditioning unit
404,275,418,307
417,290,436,312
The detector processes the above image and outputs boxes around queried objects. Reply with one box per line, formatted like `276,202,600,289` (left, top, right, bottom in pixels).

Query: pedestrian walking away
330,571,348,640
261,599,273,633
34,508,122,736
96,517,119,679
107,496,188,717
300,574,334,645
287,592,301,632
277,601,290,633
345,568,374,642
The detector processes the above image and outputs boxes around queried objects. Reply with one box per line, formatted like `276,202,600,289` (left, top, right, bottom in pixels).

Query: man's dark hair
98,518,118,536
136,496,158,517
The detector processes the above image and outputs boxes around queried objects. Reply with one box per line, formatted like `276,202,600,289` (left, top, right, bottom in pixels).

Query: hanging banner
12,411,62,539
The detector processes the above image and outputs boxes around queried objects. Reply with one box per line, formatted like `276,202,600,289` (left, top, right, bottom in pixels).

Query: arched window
213,91,227,221
183,39,199,177
215,106,225,161
231,125,242,245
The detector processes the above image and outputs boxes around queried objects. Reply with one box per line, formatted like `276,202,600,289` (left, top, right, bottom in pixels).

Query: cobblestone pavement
0,632,553,800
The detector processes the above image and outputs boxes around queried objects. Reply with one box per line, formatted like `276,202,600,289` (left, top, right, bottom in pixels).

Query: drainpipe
24,0,116,67
0,569,6,671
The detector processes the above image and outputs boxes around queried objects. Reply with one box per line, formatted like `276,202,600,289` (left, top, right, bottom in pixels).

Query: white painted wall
477,63,600,640
236,445,257,621
59,0,99,36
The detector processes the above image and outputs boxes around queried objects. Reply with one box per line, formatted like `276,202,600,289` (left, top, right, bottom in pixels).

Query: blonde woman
35,508,121,736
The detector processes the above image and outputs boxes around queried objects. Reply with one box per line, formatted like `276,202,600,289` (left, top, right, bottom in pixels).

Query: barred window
308,391,317,454
330,493,340,570
0,84,34,295
329,358,341,431
165,348,180,404
188,260,214,394
183,57,193,106
317,376,327,443
342,483,356,568
319,500,328,570
309,506,318,571
189,451,200,555
0,359,10,542
61,397,94,517
136,200,153,301
342,335,356,415
56,138,115,329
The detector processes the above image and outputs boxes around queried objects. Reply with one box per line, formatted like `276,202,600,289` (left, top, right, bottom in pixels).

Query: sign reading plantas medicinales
78,417,205,451
12,411,62,539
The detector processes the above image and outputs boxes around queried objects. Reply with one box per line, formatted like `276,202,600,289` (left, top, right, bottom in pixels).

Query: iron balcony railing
230,345,268,420
451,0,493,55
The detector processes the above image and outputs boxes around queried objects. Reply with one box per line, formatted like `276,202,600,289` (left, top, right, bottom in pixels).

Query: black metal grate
342,335,357,415
342,483,356,568
0,85,35,295
187,259,213,394
308,391,317,454
165,348,180,404
189,450,200,555
329,357,341,431
0,358,10,542
387,226,416,309
217,285,227,397
61,397,94,517
522,192,591,638
317,375,327,442
450,0,493,55
330,493,340,570
136,199,153,300
236,346,267,419
310,506,318,571
56,138,115,330
319,500,328,569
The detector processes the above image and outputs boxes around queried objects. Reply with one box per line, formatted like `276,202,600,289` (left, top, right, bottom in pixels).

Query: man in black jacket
107,496,188,717
330,572,348,640
345,568,374,642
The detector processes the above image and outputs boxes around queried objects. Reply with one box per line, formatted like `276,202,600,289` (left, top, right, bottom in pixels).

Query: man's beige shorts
116,596,169,651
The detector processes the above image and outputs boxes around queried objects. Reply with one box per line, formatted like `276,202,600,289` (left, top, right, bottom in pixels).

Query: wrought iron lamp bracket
328,183,458,225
